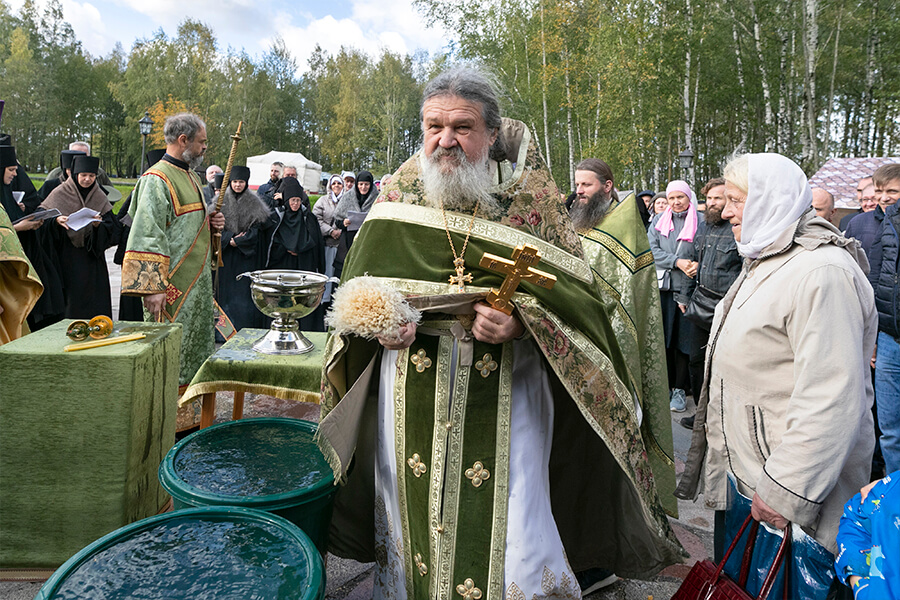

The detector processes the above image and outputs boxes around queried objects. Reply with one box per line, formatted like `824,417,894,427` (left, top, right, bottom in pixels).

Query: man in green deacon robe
318,67,684,600
571,159,676,520
121,113,224,429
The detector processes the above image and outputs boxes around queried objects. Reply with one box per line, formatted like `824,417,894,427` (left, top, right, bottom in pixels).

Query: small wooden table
180,328,327,428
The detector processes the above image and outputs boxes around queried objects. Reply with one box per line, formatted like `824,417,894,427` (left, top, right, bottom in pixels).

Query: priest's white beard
182,147,204,170
421,146,501,218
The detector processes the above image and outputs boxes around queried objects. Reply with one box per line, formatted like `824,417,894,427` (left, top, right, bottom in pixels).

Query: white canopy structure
246,150,322,193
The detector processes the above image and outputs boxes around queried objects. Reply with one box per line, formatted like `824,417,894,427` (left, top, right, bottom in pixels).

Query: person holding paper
333,170,378,276
40,155,121,318
1,144,65,329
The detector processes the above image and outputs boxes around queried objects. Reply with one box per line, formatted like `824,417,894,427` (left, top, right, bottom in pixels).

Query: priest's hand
210,211,225,232
378,322,417,350
472,302,524,344
751,492,789,530
144,293,166,321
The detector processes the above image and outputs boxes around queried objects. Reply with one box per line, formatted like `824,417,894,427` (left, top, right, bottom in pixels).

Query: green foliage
2,0,898,194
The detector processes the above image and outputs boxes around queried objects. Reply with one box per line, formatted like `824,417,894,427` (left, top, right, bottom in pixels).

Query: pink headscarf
654,180,699,242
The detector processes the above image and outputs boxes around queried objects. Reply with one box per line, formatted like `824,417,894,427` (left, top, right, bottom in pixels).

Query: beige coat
312,193,341,248
676,210,876,554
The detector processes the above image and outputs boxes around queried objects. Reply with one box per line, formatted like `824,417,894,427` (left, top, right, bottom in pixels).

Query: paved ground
1,252,713,598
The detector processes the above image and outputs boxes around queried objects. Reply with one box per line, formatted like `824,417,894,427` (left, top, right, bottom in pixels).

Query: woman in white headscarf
676,153,877,599
312,174,344,303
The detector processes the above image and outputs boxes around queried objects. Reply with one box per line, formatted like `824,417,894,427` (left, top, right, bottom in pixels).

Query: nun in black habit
40,155,122,318
38,149,85,199
0,144,66,329
266,177,325,331
213,165,275,335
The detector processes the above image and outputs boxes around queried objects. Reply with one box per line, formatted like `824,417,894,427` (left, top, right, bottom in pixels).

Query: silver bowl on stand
236,270,338,355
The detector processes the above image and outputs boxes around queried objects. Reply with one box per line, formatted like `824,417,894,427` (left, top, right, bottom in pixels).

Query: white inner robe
374,338,581,599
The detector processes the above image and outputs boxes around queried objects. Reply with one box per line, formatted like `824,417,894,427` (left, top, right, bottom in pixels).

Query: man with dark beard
121,113,225,432
570,158,617,231
318,68,683,600
677,177,742,429
572,161,675,580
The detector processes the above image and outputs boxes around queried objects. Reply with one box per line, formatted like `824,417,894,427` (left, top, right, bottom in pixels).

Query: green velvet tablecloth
179,328,326,407
0,320,182,573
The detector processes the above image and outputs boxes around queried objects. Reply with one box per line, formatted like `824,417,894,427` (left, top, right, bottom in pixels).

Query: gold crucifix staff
479,244,557,315
211,121,243,276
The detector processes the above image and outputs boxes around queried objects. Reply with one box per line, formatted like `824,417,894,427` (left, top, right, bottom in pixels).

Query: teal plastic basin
159,418,336,554
34,506,324,599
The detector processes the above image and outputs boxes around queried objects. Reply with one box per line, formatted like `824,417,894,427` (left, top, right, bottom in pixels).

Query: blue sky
8,0,452,71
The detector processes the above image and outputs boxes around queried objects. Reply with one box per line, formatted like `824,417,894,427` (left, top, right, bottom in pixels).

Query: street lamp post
138,112,154,175
678,148,694,175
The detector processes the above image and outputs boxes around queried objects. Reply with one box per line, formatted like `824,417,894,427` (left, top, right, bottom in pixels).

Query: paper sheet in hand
12,191,24,206
346,211,367,232
13,208,60,225
66,207,101,231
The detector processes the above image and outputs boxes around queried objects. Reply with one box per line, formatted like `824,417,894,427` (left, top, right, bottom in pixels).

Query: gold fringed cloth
179,328,327,408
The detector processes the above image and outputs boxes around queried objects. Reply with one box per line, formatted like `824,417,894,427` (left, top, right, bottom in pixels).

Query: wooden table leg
232,391,245,421
200,392,216,429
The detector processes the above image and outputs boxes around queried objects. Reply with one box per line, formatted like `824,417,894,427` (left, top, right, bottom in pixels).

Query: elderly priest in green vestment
318,67,685,600
121,113,225,429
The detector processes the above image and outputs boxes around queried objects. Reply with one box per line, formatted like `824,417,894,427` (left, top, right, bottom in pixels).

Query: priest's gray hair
421,66,502,132
164,113,206,144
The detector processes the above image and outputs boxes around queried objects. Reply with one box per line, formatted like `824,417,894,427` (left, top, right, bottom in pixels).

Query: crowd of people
2,64,899,600
0,134,391,342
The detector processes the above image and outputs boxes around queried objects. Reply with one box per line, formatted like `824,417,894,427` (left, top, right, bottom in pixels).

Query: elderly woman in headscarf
313,174,344,304
647,180,699,413
213,165,275,334
267,177,325,331
676,153,877,599
40,155,121,318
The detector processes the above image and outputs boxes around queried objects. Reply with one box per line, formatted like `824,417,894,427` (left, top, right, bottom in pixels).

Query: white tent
246,150,322,194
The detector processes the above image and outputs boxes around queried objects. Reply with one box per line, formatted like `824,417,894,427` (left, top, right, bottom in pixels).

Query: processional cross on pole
479,244,557,315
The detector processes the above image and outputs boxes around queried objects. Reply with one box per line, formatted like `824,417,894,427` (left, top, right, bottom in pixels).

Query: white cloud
270,0,451,72
8,0,453,69
61,0,111,56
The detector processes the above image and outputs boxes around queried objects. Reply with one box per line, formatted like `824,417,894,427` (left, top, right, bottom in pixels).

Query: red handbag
671,514,792,600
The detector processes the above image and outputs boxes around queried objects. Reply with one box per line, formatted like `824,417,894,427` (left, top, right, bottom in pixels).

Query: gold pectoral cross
479,244,557,314
449,257,473,292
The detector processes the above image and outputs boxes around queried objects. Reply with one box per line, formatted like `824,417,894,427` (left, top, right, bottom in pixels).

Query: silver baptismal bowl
237,270,338,355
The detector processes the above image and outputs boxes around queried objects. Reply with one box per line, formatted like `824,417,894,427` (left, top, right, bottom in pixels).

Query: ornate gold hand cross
478,244,556,315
